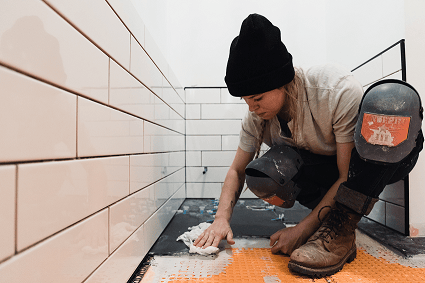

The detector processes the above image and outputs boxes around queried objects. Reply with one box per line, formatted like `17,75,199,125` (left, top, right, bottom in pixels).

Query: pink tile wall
0,0,185,282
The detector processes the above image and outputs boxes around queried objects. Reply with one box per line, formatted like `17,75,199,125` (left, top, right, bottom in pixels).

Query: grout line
76,97,79,158
0,61,184,135
14,165,18,254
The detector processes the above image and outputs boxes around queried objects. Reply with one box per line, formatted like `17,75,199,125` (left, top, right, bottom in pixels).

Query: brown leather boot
288,204,362,277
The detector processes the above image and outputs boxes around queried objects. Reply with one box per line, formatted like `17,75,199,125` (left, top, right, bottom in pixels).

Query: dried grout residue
142,236,425,283
356,230,425,268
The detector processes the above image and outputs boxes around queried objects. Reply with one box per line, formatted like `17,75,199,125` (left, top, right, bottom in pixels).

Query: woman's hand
193,218,235,248
269,225,310,255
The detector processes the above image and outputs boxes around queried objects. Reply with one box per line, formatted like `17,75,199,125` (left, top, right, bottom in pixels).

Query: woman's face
243,88,286,120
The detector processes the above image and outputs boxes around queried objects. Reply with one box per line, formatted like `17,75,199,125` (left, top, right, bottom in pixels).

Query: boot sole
288,245,357,278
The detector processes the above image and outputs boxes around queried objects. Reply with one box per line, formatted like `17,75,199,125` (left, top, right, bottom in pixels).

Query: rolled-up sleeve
332,76,363,143
238,112,260,152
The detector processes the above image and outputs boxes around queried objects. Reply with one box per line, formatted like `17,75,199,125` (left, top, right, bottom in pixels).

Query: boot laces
313,206,350,243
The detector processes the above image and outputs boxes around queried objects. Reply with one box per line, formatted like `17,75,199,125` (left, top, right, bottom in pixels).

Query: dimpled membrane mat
141,246,425,283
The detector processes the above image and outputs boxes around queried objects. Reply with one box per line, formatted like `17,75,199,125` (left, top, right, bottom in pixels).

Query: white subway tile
382,45,402,77
143,122,184,152
186,120,242,135
222,135,240,150
0,67,76,163
0,0,109,103
44,0,130,70
162,80,185,118
176,87,186,102
186,88,221,104
186,167,229,183
202,151,236,167
78,97,144,157
0,166,15,262
186,183,222,198
130,36,162,97
352,56,383,87
201,104,248,119
186,136,221,151
186,151,201,166
109,60,155,121
167,68,184,101
17,157,129,251
186,104,201,119
84,223,147,283
386,203,405,233
130,152,184,194
220,88,246,104
0,210,108,283
109,185,155,253
106,0,145,47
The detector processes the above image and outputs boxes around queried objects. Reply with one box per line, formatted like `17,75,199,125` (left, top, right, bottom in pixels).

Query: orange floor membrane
142,247,425,283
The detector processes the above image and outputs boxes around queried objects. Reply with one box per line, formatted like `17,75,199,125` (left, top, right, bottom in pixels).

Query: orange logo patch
361,113,410,147
263,195,285,207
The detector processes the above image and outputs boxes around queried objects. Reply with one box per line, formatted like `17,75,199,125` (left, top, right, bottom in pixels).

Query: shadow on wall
1,15,67,83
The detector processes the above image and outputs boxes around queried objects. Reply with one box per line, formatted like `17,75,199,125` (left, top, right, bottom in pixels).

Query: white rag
176,222,220,255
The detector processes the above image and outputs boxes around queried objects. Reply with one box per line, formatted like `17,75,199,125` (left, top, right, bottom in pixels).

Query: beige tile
84,223,147,283
78,97,144,157
17,157,129,251
143,122,184,152
85,186,184,283
106,0,145,48
0,166,15,262
0,67,76,163
145,185,185,251
130,152,184,194
155,169,185,208
109,185,155,253
109,59,155,121
44,0,130,70
0,209,108,283
130,36,163,98
144,28,168,76
0,0,109,103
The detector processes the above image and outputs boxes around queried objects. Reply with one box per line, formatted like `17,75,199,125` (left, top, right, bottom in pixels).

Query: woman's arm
194,147,255,248
270,141,354,254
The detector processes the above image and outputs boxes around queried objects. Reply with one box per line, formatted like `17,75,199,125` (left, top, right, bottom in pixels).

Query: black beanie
225,14,295,97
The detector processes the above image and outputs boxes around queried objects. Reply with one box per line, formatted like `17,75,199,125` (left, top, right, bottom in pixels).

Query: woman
194,13,423,277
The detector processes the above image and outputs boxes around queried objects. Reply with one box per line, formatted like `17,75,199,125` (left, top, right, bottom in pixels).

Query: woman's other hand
269,225,310,255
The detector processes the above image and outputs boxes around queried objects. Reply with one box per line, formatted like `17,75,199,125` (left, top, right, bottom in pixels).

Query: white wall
133,0,328,87
0,0,185,282
325,0,405,70
404,0,425,237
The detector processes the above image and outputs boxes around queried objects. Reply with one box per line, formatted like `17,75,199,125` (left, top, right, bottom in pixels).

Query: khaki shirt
239,64,363,156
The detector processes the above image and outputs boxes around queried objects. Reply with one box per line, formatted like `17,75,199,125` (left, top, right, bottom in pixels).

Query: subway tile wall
351,42,406,234
185,88,257,199
0,1,184,283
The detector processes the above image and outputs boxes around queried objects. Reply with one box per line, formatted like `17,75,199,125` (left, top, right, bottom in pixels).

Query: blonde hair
254,68,305,159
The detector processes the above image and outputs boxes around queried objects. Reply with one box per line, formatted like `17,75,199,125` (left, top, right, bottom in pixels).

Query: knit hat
225,14,295,97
